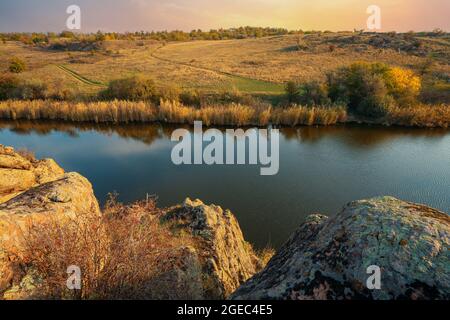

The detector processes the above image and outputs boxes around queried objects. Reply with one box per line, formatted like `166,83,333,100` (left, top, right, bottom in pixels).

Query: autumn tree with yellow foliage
384,67,421,106
326,62,422,117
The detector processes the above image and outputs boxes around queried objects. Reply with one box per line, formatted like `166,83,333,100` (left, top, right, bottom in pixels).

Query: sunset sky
0,0,448,32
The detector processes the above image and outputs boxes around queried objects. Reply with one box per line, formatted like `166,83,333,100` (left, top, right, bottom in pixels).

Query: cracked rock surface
231,197,449,300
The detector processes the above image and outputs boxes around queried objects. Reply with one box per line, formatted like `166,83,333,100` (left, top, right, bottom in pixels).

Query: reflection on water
1,120,449,248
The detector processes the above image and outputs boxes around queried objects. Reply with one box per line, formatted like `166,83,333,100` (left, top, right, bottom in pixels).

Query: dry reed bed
0,100,448,127
382,104,450,128
0,99,347,126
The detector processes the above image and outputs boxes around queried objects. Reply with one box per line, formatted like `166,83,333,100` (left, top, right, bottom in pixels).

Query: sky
0,0,449,33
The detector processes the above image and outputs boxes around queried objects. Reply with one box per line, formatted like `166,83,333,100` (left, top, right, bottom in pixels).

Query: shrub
216,87,258,105
297,80,330,106
9,57,26,73
49,84,76,101
0,73,20,100
180,89,202,107
157,83,180,102
285,81,299,103
14,197,194,299
357,93,395,118
285,80,330,106
327,62,421,117
102,75,158,101
384,67,421,106
0,76,48,100
13,80,48,100
101,76,180,104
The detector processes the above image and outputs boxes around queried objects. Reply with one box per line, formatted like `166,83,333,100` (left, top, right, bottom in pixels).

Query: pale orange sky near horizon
0,0,449,32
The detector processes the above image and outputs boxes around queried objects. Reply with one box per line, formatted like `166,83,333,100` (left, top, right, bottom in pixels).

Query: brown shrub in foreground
16,197,194,299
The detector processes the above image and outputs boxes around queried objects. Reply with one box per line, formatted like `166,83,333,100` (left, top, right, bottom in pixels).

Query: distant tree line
0,27,303,44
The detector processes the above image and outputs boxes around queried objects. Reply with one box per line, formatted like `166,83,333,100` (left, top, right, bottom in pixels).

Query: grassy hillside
1,32,448,100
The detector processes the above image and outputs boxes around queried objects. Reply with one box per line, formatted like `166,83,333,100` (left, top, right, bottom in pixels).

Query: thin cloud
0,0,448,32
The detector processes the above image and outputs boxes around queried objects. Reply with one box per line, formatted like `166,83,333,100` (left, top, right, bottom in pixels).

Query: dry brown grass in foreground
0,99,347,126
16,197,195,300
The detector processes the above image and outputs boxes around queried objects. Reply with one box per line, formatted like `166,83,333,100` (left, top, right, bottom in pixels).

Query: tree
327,62,422,117
285,81,300,103
0,74,20,100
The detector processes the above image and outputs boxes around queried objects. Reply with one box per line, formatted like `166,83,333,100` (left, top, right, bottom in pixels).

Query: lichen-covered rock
162,198,261,299
0,172,101,299
231,197,450,300
0,172,100,219
0,145,64,203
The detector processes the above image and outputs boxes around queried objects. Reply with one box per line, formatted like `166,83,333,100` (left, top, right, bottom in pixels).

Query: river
1,120,449,249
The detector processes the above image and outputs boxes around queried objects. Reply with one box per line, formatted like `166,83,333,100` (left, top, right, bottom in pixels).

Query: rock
33,159,65,185
0,172,100,219
231,197,449,300
0,145,64,203
162,198,261,299
0,148,32,170
0,169,35,196
0,172,101,299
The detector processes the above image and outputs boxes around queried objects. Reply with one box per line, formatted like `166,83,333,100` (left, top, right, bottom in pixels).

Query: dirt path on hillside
149,45,284,93
55,64,106,87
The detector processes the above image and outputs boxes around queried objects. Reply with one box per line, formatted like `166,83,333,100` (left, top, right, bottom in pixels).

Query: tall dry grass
0,99,348,126
1,99,447,127
383,104,450,128
271,105,348,126
0,100,158,123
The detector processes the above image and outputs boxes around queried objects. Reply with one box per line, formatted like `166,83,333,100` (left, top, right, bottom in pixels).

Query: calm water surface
1,121,449,249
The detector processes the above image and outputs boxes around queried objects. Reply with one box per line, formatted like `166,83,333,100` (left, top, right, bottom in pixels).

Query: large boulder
161,198,261,299
232,197,449,300
0,145,64,203
0,173,101,299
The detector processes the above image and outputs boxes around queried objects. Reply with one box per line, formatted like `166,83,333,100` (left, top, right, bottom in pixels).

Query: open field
154,34,450,83
1,32,449,100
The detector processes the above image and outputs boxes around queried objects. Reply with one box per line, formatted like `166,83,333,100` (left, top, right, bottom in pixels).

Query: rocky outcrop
161,198,261,299
231,197,450,300
0,145,64,203
0,173,101,299
0,145,260,300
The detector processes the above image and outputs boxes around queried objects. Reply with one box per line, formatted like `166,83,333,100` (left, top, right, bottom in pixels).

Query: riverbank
0,99,448,128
